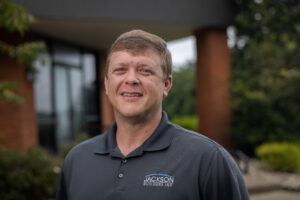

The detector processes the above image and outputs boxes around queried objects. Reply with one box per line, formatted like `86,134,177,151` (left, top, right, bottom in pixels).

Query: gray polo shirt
57,112,249,200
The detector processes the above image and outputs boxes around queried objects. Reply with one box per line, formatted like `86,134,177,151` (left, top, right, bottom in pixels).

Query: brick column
0,54,38,151
194,27,232,149
98,51,114,132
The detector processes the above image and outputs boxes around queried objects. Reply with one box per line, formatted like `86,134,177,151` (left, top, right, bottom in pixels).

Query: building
0,0,236,152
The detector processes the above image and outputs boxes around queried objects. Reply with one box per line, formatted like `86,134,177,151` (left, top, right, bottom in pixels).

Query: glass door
70,68,83,139
54,65,83,147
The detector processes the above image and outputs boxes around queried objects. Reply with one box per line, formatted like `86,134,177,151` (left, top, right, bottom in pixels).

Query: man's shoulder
170,123,221,151
170,124,240,175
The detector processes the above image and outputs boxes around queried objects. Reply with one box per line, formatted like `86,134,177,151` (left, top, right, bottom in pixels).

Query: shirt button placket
116,158,128,197
118,159,127,179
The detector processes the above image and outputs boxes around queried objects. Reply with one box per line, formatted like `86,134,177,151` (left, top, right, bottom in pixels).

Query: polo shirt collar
94,121,117,154
94,112,174,156
141,112,174,151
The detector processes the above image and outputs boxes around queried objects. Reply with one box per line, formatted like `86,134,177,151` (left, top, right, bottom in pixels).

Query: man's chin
115,108,150,120
119,111,143,118
114,105,161,121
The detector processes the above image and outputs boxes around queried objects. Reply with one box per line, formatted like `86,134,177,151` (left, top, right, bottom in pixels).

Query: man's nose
125,69,140,84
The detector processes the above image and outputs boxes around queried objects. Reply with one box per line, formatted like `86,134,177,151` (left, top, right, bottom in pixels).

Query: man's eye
140,69,153,74
114,68,126,72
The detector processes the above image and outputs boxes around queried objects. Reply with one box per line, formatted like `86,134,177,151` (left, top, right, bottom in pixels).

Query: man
57,30,250,200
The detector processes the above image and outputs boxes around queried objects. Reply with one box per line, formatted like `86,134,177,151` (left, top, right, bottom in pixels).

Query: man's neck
115,111,162,156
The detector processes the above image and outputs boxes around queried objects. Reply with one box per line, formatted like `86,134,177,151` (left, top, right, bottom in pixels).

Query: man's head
106,29,172,81
104,30,173,119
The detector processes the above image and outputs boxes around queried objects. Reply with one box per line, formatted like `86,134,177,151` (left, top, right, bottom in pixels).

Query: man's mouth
121,92,142,97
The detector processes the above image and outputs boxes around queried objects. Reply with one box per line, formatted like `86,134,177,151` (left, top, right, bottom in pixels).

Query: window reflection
70,68,83,138
83,54,96,87
83,53,100,136
54,66,72,147
34,53,52,114
34,53,56,151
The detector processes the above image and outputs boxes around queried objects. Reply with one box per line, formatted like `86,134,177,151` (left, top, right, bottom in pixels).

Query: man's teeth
122,93,141,97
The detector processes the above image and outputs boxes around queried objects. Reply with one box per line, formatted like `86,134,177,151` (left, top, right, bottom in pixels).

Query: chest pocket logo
143,173,174,187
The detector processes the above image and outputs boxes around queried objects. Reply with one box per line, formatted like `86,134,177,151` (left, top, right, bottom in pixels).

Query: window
34,40,100,153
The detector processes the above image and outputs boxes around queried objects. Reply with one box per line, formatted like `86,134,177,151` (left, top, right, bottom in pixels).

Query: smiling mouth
121,93,142,97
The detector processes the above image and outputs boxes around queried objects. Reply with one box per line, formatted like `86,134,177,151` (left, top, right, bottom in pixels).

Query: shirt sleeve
200,147,250,200
56,169,68,200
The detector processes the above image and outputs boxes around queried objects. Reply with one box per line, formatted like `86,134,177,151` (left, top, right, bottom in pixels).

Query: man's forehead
113,47,160,56
110,50,161,62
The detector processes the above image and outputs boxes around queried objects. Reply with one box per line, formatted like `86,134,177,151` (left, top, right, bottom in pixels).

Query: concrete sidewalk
251,191,300,200
243,160,300,200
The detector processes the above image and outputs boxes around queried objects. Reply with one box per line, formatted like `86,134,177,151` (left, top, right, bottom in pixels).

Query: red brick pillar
98,52,114,132
194,27,232,149
0,54,38,151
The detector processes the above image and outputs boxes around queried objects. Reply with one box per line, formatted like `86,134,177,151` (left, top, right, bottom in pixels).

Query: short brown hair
105,29,172,80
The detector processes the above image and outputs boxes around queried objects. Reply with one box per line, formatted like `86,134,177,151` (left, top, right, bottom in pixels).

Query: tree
0,0,45,103
163,62,196,119
231,0,300,155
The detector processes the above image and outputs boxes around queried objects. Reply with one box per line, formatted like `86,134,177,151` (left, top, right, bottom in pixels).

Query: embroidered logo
143,173,174,187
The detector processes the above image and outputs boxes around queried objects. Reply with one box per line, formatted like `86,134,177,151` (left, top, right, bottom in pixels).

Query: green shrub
171,116,198,132
60,133,90,159
0,146,60,200
255,142,300,173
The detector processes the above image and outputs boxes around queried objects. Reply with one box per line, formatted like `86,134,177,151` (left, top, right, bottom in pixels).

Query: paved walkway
243,160,300,200
251,191,300,200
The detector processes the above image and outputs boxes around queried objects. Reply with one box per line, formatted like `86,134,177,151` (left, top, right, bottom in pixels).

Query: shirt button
122,159,127,164
118,172,124,179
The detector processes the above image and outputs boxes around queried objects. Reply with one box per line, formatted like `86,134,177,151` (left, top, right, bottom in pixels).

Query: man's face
105,49,172,119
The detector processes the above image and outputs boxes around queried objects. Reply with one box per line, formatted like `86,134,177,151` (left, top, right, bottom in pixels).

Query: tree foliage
0,82,23,103
163,62,196,119
0,0,34,34
0,0,45,103
231,0,300,155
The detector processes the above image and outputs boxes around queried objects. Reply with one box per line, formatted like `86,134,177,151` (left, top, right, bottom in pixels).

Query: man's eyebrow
115,62,128,67
137,63,155,68
138,63,150,67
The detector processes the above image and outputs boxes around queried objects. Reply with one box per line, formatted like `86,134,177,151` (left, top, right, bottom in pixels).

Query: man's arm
56,169,68,200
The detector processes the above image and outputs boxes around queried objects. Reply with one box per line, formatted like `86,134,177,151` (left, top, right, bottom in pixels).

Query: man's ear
104,76,108,95
163,75,173,98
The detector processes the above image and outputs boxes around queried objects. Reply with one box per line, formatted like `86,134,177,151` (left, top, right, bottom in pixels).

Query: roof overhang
15,0,236,50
